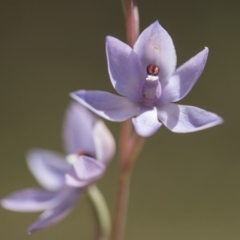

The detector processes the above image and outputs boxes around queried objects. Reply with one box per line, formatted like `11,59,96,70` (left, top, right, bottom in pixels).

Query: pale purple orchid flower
71,21,223,137
1,102,115,233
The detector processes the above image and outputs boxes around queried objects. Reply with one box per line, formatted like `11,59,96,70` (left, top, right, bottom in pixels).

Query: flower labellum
71,21,223,137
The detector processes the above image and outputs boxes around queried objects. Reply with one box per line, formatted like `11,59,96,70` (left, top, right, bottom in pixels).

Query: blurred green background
0,0,239,239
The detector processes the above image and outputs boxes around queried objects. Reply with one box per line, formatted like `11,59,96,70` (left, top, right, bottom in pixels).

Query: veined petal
106,36,144,102
63,102,97,157
92,120,115,165
134,21,176,83
28,188,80,233
1,188,55,212
132,106,162,137
157,103,223,133
70,90,138,122
27,149,70,191
65,156,105,188
159,48,209,105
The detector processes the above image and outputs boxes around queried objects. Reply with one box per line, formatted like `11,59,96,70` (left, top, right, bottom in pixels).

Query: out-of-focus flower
1,102,115,233
71,21,223,137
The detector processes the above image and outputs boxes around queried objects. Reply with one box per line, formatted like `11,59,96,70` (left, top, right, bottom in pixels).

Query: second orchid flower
1,102,115,233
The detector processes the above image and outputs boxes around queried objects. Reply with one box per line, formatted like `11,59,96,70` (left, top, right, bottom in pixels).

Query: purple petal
92,119,116,165
63,102,97,156
27,149,70,191
158,48,209,105
1,188,55,212
157,103,223,133
134,21,176,83
28,188,80,233
65,156,105,188
70,90,138,121
132,106,162,137
106,36,144,102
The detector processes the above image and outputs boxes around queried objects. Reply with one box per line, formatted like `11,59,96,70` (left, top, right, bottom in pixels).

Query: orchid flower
71,21,223,137
1,102,115,233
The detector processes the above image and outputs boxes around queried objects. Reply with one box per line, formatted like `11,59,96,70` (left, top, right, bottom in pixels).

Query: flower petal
92,120,115,165
70,90,138,122
27,149,70,191
134,21,176,83
65,156,105,188
28,188,80,233
63,102,115,164
158,48,209,105
63,102,97,156
157,103,223,133
1,188,55,212
132,106,162,137
106,36,143,102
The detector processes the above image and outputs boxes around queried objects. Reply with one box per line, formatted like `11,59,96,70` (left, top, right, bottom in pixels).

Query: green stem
88,185,111,240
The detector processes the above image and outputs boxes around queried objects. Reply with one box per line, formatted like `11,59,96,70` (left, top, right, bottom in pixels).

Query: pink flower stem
110,2,141,240
125,0,139,48
111,122,144,240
